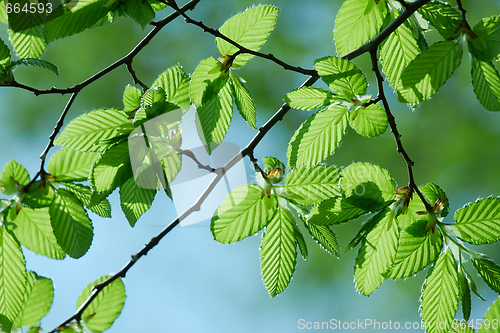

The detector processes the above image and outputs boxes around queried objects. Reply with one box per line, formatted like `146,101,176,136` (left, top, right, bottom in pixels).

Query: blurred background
1,0,500,331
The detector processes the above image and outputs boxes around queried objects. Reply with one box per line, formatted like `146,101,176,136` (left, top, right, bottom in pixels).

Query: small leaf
8,26,46,59
90,142,132,193
43,0,111,43
0,38,10,67
340,162,396,212
230,73,256,128
54,108,131,153
418,2,461,40
420,249,460,333
334,0,387,57
119,177,156,227
216,5,279,68
260,206,297,297
48,148,99,182
76,276,126,332
468,16,500,62
284,86,334,111
380,9,426,104
308,196,367,225
9,59,58,77
294,226,308,261
282,165,341,206
287,105,348,169
302,216,340,257
64,183,111,218
387,220,442,280
9,207,66,259
211,185,276,244
348,103,388,137
400,41,463,103
49,189,93,259
354,208,399,296
189,57,226,107
151,66,191,108
471,57,500,111
459,269,471,322
314,56,367,98
0,227,27,332
123,85,143,112
454,198,500,245
194,80,233,154
14,272,54,328
124,0,155,29
0,159,30,195
471,257,500,295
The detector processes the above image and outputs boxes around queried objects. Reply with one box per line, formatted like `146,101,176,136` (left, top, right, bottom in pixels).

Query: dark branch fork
44,0,432,330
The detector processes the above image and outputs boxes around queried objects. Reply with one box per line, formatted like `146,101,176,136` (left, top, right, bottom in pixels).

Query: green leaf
459,269,471,322
43,0,111,43
284,86,334,111
340,162,395,211
77,276,126,332
314,56,367,98
468,16,500,62
471,57,500,111
294,226,308,261
0,159,30,195
194,79,233,154
354,208,399,296
282,165,341,206
90,142,132,193
260,205,297,297
23,180,55,209
119,177,156,227
400,41,463,103
0,227,27,332
302,217,340,257
14,272,53,329
471,257,500,295
230,73,256,128
211,185,276,244
9,207,65,259
48,148,99,182
454,198,500,245
419,183,450,217
0,38,10,68
216,5,279,68
124,0,155,29
64,183,111,218
123,85,143,112
287,105,348,169
55,108,131,152
49,189,93,259
189,57,227,107
418,2,461,40
386,220,443,280
478,296,500,333
334,0,387,57
151,66,191,108
421,249,460,333
348,103,388,137
8,59,58,77
308,196,367,225
380,9,426,104
8,27,46,59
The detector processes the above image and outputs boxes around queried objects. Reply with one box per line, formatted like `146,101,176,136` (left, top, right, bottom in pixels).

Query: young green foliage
479,296,500,333
315,56,367,99
454,198,500,245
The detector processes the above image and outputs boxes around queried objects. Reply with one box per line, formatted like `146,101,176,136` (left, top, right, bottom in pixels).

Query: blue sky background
2,0,500,332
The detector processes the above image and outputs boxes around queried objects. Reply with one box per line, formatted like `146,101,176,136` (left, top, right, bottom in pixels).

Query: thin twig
168,1,317,76
49,1,434,330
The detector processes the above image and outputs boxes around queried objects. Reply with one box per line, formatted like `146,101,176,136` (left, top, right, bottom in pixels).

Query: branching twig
368,50,433,212
167,1,317,76
50,0,435,330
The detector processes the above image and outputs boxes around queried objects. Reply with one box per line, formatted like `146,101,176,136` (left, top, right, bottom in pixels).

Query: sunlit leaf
471,57,500,111
284,86,334,111
48,148,99,182
454,198,500,245
348,103,388,137
314,56,367,98
230,73,256,128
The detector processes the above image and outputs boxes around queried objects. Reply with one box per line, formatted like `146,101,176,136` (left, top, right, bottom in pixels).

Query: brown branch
49,0,435,330
167,1,317,76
